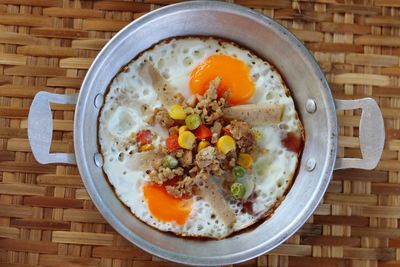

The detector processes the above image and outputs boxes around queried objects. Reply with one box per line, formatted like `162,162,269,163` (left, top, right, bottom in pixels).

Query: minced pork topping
140,77,256,199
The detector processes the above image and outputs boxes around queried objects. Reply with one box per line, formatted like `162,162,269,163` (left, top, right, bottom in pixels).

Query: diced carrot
137,129,152,145
194,124,212,140
166,134,180,152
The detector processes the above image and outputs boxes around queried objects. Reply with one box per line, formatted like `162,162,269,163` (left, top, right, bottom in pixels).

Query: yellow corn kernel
168,104,186,120
217,135,236,154
179,125,188,135
197,140,210,151
140,144,154,152
237,153,253,169
178,131,196,150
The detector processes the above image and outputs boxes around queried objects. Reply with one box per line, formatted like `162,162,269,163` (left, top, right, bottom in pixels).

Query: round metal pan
28,1,385,265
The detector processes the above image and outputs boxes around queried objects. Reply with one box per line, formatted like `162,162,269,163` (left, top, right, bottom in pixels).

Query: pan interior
74,1,337,265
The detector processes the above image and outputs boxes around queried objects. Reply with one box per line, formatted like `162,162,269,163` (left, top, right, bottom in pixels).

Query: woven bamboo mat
0,0,399,266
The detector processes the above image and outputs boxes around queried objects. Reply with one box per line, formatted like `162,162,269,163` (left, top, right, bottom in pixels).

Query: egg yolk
143,183,192,225
189,54,255,104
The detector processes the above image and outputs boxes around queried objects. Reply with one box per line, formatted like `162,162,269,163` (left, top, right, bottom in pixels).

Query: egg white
98,37,303,239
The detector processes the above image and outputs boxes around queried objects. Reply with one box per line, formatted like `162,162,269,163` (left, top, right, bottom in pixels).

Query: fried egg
98,37,304,239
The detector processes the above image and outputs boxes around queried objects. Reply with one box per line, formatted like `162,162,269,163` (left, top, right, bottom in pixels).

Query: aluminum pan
74,1,337,265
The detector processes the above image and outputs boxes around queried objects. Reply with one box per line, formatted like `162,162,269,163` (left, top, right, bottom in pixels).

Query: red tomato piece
194,124,212,140
166,134,180,151
137,129,152,146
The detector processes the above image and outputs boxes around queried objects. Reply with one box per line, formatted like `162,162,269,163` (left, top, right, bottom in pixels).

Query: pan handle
28,92,78,165
334,98,384,170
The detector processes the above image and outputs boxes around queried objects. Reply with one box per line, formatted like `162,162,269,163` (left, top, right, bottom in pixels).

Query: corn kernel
217,135,236,154
197,140,210,151
140,144,154,152
178,131,196,150
237,153,253,169
179,125,188,135
168,104,186,120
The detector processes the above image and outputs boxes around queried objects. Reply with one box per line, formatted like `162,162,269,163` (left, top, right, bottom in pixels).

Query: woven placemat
0,0,399,266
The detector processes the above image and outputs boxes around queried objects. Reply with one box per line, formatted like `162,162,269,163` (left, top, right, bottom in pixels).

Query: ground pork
194,77,226,125
179,150,193,167
147,167,184,185
217,150,237,171
165,168,212,198
195,146,225,176
187,94,198,107
145,76,259,199
206,162,224,176
152,108,174,127
166,176,194,198
210,121,222,144
225,120,254,152
188,166,199,177
168,126,179,136
195,146,216,168
193,169,209,184
169,149,184,159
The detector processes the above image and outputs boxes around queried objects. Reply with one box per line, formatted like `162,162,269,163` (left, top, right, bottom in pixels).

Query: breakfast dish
98,37,304,239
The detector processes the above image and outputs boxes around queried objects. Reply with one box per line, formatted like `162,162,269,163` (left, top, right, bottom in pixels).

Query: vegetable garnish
140,144,154,152
230,182,246,199
162,155,179,169
194,124,212,140
168,104,186,120
197,140,210,151
237,153,253,169
178,131,196,150
185,113,201,130
137,129,152,146
232,166,246,178
166,134,180,152
217,135,236,154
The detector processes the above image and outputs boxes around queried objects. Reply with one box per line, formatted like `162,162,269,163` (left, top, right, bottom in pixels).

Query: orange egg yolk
189,54,255,105
143,183,192,225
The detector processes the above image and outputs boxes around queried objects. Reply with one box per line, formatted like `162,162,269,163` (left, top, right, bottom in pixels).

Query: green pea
230,182,246,199
185,114,201,130
161,155,178,169
232,166,245,178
